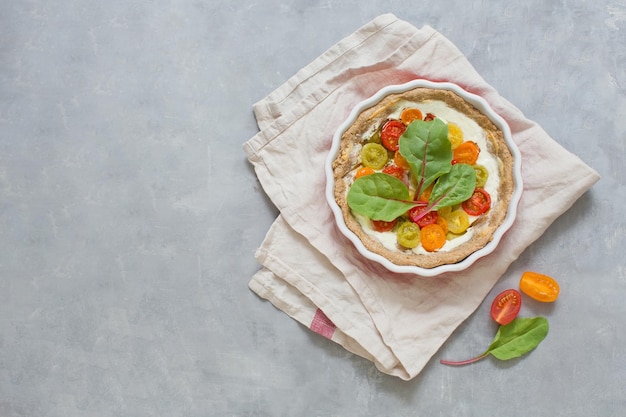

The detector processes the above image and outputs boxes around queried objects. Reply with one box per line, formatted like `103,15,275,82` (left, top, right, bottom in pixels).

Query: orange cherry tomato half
462,188,491,216
380,120,406,151
453,141,480,165
435,216,449,235
520,271,560,302
490,289,522,325
420,224,446,252
400,108,423,125
355,166,375,179
393,151,411,170
371,218,398,233
382,164,405,180
417,183,434,202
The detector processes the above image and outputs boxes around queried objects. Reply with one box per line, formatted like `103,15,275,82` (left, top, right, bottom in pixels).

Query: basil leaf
399,118,452,196
429,163,477,210
346,173,419,221
487,317,550,361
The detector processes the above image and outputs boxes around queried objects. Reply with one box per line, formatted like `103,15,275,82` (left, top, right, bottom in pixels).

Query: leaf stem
439,353,489,366
408,198,440,223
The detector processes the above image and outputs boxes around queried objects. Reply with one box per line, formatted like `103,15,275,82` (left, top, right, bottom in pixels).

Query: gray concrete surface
1,1,624,416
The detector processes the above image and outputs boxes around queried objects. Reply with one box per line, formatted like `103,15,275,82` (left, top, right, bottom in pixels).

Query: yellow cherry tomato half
443,209,470,234
361,143,388,169
437,205,452,218
520,271,560,302
368,130,381,144
447,122,464,150
396,222,420,249
473,164,489,188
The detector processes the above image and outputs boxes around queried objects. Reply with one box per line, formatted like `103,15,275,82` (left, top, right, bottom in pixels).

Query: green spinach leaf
406,163,477,223
440,317,550,366
347,173,420,221
398,118,452,197
487,316,550,361
429,163,476,210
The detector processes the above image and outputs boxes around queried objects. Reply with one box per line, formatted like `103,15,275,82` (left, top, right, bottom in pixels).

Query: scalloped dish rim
324,79,523,277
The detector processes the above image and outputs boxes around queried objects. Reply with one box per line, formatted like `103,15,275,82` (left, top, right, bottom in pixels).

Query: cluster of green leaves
347,118,476,222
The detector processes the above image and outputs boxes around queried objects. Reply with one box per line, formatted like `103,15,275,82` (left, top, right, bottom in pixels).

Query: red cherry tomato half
462,188,491,216
423,112,436,121
490,289,522,325
380,120,406,151
408,206,438,228
371,218,398,232
382,164,405,180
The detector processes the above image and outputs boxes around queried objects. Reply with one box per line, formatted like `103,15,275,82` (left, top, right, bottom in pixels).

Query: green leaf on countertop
440,317,550,366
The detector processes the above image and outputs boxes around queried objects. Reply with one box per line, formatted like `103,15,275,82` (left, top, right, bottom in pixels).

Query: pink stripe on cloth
310,309,336,339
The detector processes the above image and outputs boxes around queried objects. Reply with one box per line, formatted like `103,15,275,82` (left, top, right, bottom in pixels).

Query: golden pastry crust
332,87,515,269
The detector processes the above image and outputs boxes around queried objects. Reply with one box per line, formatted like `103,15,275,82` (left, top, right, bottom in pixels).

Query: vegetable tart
329,81,518,271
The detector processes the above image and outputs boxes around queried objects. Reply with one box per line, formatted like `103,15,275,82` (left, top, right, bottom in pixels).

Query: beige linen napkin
243,13,600,380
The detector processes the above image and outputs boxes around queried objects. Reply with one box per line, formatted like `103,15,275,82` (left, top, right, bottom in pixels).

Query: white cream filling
354,99,501,254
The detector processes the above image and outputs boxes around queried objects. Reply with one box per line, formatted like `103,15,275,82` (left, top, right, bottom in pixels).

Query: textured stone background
1,1,624,416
